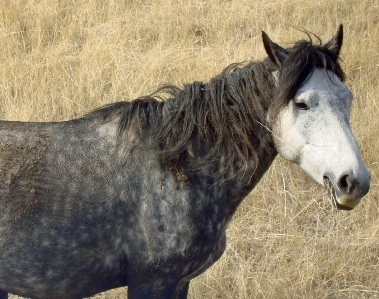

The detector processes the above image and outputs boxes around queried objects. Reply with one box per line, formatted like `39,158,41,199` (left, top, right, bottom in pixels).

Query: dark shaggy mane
159,61,277,175
86,34,346,176
88,61,276,175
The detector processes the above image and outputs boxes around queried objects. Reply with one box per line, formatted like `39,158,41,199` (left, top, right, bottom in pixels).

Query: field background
1,0,379,298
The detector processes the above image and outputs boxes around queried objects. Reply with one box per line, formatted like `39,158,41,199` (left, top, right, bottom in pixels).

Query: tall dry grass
0,0,379,298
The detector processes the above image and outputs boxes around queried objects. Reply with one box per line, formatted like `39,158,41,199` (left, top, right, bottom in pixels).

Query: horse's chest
127,193,228,279
181,232,227,280
134,230,227,281
124,162,232,279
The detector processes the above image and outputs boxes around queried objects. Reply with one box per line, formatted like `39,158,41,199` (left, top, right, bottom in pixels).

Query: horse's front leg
128,280,189,299
0,290,8,299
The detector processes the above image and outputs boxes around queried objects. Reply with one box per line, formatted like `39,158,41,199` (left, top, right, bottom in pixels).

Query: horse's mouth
323,177,354,211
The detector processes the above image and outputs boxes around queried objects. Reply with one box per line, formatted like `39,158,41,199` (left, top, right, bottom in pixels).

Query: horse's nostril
337,174,357,194
339,175,349,189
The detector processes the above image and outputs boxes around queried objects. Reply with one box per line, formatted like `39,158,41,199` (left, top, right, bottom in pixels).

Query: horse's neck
186,135,277,224
222,140,277,206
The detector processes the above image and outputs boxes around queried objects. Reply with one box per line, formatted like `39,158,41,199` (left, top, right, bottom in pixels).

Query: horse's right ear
262,31,288,67
323,24,343,57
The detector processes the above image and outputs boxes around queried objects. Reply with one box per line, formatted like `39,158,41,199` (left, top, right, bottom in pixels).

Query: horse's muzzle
323,176,370,210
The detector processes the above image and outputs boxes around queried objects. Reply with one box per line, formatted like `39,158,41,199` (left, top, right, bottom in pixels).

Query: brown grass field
1,0,379,298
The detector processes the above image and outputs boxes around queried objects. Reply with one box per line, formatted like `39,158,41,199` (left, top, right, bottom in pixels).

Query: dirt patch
0,131,49,223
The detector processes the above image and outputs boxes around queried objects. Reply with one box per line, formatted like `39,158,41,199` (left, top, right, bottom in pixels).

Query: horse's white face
273,68,370,210
262,25,370,210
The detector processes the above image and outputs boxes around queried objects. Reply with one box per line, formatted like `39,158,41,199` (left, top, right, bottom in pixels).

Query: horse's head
263,25,370,210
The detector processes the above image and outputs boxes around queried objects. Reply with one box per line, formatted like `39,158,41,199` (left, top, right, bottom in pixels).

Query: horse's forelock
273,39,346,115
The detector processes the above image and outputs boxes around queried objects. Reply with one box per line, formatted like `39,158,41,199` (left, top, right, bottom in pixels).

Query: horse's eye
295,102,309,110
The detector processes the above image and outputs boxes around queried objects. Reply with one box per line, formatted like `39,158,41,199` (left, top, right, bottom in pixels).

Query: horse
0,24,370,299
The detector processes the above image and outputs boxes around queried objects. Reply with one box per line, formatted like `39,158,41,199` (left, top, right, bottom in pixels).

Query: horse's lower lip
334,200,354,211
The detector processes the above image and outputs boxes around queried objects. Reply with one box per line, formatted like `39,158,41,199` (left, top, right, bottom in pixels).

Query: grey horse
0,25,370,298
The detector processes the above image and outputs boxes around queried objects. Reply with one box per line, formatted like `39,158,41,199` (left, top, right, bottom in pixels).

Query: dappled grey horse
0,25,370,299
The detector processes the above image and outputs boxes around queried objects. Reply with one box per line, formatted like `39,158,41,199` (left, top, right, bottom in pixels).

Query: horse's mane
87,61,276,175
86,35,345,176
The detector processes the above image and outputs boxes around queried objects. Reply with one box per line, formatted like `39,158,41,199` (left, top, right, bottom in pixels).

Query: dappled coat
0,25,370,299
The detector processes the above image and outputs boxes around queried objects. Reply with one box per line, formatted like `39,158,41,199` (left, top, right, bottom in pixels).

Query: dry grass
1,0,379,298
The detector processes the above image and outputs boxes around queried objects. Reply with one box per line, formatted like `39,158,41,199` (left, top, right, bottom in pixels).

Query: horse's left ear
262,31,289,67
324,24,343,57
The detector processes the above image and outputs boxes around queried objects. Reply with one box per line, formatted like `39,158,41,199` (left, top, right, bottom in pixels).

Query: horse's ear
262,31,288,67
324,24,343,57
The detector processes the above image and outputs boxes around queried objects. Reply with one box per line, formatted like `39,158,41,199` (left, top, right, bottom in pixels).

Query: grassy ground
1,0,379,298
